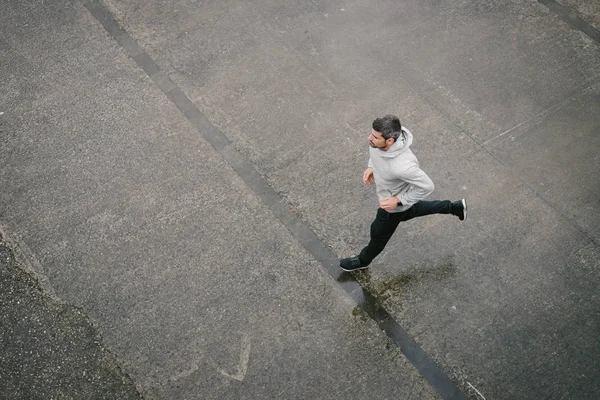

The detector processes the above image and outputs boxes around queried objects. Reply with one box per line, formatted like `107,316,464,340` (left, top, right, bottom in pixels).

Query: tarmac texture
1,0,599,399
0,237,142,399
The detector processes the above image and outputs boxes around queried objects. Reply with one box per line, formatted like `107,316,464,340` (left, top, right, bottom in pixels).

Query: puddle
350,257,457,309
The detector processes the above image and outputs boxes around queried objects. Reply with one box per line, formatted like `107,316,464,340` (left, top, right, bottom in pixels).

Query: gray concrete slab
0,1,440,399
488,81,600,239
486,82,600,243
94,0,600,399
380,0,600,144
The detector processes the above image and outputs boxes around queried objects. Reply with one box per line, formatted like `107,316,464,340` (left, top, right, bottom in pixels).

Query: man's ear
386,137,395,146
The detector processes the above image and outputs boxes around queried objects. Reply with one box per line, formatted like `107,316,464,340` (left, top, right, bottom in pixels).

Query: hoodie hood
380,128,413,158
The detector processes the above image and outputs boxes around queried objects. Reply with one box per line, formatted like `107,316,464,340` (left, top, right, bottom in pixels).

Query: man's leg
401,199,467,221
401,200,451,221
358,208,402,266
340,199,467,271
340,208,401,271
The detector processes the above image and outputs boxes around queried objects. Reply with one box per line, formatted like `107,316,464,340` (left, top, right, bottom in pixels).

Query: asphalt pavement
1,0,599,399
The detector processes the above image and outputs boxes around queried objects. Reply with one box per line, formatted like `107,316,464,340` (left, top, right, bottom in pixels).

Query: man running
340,115,467,272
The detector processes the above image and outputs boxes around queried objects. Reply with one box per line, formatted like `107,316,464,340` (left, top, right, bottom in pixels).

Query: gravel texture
0,237,143,400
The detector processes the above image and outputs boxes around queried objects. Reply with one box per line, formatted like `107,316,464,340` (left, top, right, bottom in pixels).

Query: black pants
358,200,452,266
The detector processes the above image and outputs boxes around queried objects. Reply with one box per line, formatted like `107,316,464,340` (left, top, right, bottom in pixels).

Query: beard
369,140,385,149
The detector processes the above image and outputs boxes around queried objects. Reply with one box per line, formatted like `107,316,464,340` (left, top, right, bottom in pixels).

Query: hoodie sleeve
368,157,374,169
396,166,434,206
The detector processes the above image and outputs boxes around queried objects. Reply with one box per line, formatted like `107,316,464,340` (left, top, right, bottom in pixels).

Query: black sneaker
339,256,369,272
452,198,468,221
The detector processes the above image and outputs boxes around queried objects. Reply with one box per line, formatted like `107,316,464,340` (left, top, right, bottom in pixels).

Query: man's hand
363,168,374,184
380,197,400,211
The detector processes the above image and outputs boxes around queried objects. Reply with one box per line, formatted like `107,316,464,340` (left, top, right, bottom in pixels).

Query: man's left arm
379,166,435,211
396,166,435,206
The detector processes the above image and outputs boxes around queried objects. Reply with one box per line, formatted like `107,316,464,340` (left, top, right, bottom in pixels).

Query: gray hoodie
367,127,434,213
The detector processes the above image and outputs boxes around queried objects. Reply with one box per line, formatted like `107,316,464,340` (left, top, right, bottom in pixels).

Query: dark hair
372,115,402,141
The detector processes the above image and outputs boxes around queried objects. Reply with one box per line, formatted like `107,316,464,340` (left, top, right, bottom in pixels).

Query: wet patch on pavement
355,258,457,305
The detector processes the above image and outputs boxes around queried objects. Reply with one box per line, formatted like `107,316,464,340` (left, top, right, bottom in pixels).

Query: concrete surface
1,0,599,399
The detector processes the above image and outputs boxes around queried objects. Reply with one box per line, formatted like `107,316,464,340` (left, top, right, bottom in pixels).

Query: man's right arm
363,167,374,184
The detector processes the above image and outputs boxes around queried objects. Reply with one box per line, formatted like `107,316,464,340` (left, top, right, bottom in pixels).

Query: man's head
369,115,402,150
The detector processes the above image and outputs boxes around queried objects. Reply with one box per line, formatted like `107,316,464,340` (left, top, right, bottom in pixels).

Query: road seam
80,0,468,398
538,0,600,44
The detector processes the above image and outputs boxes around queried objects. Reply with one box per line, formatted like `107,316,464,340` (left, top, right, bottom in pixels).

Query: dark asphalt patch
79,1,469,398
0,236,143,400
